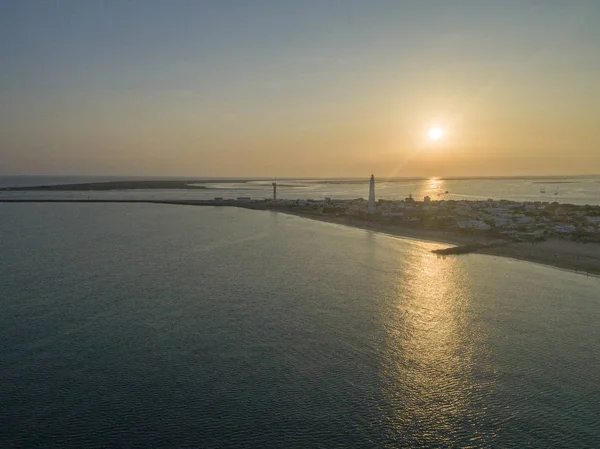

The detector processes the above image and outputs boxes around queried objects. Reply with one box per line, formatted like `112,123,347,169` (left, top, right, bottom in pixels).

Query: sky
1,0,599,178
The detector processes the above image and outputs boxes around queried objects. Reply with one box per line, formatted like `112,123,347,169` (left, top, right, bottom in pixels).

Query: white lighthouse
368,174,376,214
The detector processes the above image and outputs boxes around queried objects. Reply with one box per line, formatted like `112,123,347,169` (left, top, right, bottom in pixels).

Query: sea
1,177,600,448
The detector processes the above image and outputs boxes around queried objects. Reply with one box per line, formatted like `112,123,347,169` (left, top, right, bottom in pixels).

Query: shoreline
477,241,600,277
273,209,495,247
277,209,600,276
0,180,209,191
2,198,599,276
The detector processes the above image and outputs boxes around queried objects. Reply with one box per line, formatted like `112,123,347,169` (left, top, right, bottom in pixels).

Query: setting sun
428,128,444,141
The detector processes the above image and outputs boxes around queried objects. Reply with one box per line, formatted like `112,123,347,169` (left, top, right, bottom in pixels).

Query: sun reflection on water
381,243,492,446
426,177,446,197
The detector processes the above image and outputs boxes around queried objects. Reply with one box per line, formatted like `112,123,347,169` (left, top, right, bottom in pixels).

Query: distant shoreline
0,180,209,191
276,209,600,276
2,175,600,190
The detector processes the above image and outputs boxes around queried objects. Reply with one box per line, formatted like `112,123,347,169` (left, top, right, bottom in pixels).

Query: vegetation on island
0,180,208,191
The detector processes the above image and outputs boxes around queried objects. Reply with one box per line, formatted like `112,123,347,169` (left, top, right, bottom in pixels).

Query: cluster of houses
259,196,600,242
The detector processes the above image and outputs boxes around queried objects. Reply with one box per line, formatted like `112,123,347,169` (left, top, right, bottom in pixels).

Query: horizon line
1,173,599,181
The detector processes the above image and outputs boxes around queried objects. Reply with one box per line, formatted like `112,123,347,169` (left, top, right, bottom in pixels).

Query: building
368,174,376,214
457,220,491,231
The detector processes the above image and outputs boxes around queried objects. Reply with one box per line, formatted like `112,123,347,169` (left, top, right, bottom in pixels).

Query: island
0,180,209,191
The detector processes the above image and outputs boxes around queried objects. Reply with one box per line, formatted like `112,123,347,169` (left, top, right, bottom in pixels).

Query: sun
428,128,444,141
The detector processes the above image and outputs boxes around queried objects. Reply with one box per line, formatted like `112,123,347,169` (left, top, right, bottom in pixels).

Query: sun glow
427,128,444,141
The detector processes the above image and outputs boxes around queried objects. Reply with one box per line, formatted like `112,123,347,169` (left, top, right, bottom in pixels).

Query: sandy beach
275,209,498,246
480,240,600,276
279,209,600,276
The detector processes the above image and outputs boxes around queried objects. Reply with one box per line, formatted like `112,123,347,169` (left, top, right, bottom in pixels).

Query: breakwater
432,241,511,255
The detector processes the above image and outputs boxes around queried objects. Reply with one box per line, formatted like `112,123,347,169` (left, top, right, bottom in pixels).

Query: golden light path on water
380,241,493,446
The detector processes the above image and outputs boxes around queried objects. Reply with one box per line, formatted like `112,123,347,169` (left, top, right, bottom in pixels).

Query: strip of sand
276,210,503,246
0,180,208,191
278,209,600,276
478,240,600,275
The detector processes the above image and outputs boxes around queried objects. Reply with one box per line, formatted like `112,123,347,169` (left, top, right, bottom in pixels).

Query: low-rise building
457,220,491,230
553,224,576,234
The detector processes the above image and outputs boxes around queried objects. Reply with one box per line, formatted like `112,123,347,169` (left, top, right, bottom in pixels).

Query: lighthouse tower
368,174,376,214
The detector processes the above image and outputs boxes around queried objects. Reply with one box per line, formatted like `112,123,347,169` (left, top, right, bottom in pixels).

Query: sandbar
279,209,600,276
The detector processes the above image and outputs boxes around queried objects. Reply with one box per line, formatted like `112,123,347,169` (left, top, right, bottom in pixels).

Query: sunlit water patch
0,204,599,447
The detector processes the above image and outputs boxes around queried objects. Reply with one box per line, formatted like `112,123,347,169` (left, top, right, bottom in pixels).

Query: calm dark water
1,204,599,448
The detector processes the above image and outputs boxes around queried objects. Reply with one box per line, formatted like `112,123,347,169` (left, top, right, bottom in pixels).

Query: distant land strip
0,180,209,191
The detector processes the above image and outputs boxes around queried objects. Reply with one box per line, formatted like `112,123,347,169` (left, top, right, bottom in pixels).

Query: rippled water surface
1,204,599,448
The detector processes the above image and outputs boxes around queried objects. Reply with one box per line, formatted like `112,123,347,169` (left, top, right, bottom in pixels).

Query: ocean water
1,175,600,205
1,204,599,448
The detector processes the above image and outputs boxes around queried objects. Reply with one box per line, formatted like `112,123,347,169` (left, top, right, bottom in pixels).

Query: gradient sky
1,0,599,177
